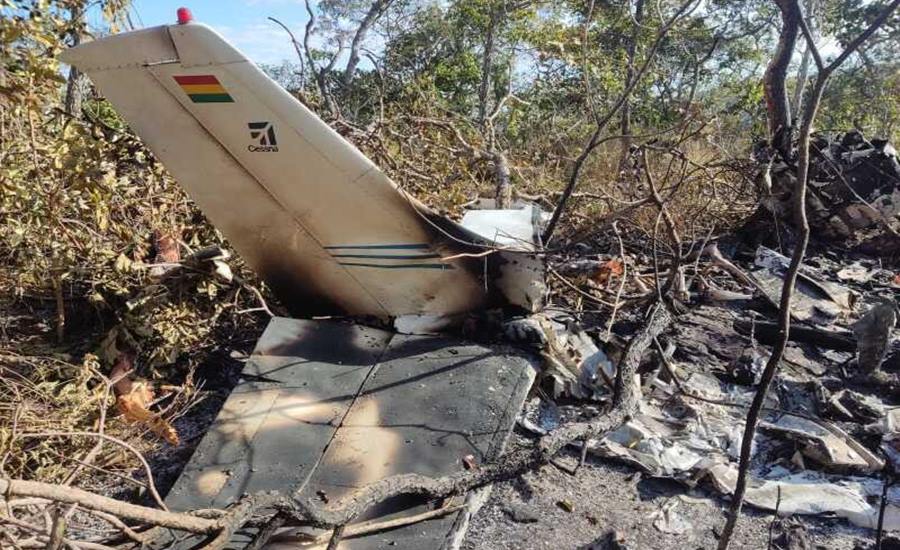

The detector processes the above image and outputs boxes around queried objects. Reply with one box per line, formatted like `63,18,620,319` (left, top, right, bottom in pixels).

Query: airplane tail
61,16,543,328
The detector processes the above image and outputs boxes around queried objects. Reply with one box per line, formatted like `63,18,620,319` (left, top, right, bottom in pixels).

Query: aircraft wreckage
61,8,546,548
58,8,900,548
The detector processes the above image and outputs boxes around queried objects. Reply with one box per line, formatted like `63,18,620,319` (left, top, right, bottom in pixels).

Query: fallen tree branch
703,243,759,290
733,318,856,352
0,479,218,534
271,503,464,545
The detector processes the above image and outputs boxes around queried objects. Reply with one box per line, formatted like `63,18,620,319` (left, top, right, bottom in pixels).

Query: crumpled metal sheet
526,312,617,401
705,465,900,530
579,371,898,531
751,246,854,324
760,415,884,474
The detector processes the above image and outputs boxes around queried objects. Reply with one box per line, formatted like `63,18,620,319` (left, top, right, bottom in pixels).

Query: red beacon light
176,7,193,25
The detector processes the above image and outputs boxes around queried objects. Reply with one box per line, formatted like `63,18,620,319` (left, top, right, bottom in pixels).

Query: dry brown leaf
152,230,181,264
111,353,179,445
592,258,625,285
149,229,182,279
116,388,180,445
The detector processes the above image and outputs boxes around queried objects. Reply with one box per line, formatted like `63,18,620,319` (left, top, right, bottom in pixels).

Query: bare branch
797,12,823,72
267,17,307,87
298,0,339,117
342,0,394,87
825,0,900,74
542,0,700,243
0,479,218,534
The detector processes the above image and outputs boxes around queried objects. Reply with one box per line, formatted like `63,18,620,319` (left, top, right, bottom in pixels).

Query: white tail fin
61,21,524,322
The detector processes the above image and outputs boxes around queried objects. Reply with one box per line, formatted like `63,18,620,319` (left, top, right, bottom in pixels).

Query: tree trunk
478,5,500,128
764,0,802,158
64,19,82,115
790,0,815,120
791,46,810,120
493,151,511,208
342,0,391,88
618,0,645,171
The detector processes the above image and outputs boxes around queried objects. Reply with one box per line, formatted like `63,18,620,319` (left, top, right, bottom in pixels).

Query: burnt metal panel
290,335,536,549
162,318,536,549
165,318,392,512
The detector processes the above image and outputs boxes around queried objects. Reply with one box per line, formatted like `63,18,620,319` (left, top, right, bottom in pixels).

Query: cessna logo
248,121,278,152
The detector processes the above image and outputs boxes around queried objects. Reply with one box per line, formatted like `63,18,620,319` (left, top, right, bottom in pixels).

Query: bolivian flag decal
173,75,234,103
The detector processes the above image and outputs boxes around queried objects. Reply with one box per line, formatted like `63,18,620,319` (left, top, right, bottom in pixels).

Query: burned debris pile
747,130,900,252
522,134,900,540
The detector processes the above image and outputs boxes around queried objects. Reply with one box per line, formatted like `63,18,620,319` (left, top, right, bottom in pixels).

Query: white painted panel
83,66,388,316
